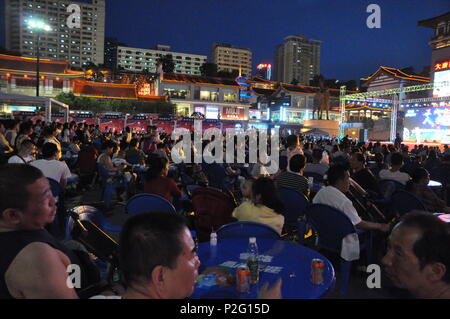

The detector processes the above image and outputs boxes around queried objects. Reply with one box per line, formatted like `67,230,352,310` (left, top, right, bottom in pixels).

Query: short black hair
312,149,323,161
289,154,306,173
391,152,404,166
42,142,58,158
398,212,450,284
0,164,44,217
352,152,365,164
119,211,188,286
327,164,348,186
129,138,139,148
101,140,116,150
286,135,299,148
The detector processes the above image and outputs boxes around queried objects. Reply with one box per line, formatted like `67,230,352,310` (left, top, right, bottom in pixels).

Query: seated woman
406,168,450,213
232,177,285,236
143,156,182,202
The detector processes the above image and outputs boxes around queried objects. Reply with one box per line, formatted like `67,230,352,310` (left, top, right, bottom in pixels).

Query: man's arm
5,242,79,299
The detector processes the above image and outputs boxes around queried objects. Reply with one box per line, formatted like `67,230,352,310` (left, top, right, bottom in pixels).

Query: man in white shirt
8,140,36,164
379,152,410,185
313,165,390,232
31,143,72,188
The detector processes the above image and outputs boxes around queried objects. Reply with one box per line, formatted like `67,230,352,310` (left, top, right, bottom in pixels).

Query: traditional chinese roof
251,87,276,95
249,76,275,84
361,66,430,87
0,54,84,78
418,12,450,29
162,73,239,87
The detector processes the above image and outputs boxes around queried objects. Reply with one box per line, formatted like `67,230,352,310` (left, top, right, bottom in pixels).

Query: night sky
104,0,449,82
2,0,450,82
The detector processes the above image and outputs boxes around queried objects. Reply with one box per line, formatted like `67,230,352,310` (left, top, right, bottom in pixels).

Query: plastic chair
304,204,372,295
65,205,122,241
391,190,428,216
217,221,280,240
126,155,141,165
97,164,127,210
191,187,237,242
126,193,177,216
47,178,66,239
186,184,201,197
277,188,309,237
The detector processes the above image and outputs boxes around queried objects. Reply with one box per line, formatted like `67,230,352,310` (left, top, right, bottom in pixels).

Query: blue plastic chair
126,193,177,216
304,204,372,295
65,205,122,241
47,178,66,239
217,221,280,240
277,188,309,237
379,179,405,201
126,155,141,165
186,184,201,197
97,164,127,210
391,190,428,216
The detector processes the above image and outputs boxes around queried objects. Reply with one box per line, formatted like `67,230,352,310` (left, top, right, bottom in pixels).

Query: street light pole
27,19,51,97
36,31,40,96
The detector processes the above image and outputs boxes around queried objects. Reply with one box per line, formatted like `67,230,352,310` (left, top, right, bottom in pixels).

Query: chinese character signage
221,107,245,120
435,59,450,72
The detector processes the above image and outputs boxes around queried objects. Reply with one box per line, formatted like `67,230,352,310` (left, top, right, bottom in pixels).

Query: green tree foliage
55,92,175,115
156,54,175,73
200,62,218,77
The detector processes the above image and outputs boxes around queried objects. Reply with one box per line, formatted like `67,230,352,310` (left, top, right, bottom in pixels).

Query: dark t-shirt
352,168,380,196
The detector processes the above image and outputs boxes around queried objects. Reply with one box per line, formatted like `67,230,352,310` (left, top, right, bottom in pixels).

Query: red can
311,258,325,285
236,264,250,293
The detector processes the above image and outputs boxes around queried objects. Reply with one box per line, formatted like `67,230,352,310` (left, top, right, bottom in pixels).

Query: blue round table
191,238,335,299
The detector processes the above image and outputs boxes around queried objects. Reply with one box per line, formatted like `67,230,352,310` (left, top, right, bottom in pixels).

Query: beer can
311,258,325,285
236,264,250,293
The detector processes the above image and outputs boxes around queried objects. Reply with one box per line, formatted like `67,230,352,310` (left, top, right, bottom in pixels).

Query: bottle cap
249,237,256,243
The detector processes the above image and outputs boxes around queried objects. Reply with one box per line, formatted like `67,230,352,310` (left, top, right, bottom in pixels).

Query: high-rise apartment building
274,35,321,85
116,45,207,75
211,43,252,77
4,0,105,68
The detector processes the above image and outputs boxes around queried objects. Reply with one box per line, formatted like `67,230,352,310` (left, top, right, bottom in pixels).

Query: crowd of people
1,117,450,299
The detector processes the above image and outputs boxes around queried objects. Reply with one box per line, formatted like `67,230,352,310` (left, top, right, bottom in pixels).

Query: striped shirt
275,171,309,195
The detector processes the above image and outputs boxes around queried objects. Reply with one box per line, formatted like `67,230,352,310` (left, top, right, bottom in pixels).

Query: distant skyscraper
255,63,272,80
116,45,206,75
211,43,252,77
4,0,105,68
274,35,321,85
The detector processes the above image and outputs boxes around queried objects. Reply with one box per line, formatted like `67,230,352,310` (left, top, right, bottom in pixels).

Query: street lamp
27,19,51,97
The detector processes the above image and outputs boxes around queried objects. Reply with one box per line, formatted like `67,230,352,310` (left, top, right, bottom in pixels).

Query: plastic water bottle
247,237,259,284
210,231,217,246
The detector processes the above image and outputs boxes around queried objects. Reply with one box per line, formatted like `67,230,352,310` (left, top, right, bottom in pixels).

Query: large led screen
403,107,450,143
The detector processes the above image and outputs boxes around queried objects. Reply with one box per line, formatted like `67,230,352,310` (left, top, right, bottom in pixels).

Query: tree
313,75,331,120
216,69,239,78
156,54,175,73
200,62,218,77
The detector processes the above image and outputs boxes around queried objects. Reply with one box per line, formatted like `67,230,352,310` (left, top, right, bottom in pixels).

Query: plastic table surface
191,238,335,299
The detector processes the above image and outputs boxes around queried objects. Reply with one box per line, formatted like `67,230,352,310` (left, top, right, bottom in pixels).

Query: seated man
8,140,36,164
0,164,78,298
382,212,450,299
92,211,282,299
304,149,329,177
313,164,390,233
31,143,72,189
275,154,309,196
379,152,411,185
125,138,146,165
350,152,380,197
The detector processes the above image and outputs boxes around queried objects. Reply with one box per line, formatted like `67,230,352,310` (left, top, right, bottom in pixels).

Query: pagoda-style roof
162,73,239,87
0,54,84,78
361,66,430,87
418,12,450,29
251,87,276,95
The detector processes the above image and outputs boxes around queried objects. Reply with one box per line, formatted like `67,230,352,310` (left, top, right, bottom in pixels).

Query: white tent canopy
0,92,69,122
